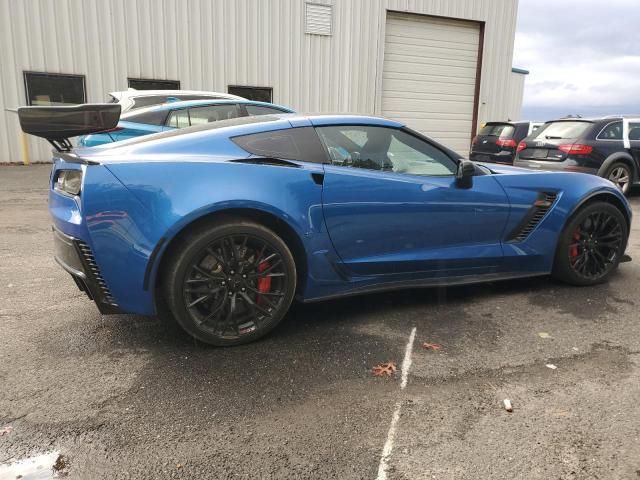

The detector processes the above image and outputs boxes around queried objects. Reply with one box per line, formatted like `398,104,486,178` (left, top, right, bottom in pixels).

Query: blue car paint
321,165,509,276
77,100,295,147
49,114,632,316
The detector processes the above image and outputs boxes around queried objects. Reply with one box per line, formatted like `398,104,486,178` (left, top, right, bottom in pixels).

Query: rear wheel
163,219,296,346
553,202,627,286
604,162,632,195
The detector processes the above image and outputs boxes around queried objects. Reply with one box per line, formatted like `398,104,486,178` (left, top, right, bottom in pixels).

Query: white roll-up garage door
381,12,481,155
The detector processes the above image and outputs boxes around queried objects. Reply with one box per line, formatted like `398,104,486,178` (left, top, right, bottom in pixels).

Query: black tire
604,162,632,195
553,202,627,286
163,218,297,346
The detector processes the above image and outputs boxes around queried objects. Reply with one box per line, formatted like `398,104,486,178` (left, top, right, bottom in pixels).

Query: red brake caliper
256,260,271,305
570,227,580,259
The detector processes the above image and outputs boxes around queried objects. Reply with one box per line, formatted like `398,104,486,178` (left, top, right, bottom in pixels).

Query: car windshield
533,121,592,140
479,124,515,138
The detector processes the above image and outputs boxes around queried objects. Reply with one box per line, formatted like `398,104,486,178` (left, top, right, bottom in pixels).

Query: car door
316,125,510,277
623,118,640,170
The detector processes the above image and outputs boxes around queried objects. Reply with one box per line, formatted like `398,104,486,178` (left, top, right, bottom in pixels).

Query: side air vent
508,192,558,242
76,240,118,306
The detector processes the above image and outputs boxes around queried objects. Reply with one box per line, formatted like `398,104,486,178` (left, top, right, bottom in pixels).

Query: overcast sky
513,0,640,121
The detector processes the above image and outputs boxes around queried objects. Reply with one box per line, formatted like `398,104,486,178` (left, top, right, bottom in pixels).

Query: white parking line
400,327,417,390
376,327,417,480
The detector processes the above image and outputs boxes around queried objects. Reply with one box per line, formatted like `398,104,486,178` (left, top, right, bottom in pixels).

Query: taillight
558,144,593,155
517,142,527,152
496,138,517,148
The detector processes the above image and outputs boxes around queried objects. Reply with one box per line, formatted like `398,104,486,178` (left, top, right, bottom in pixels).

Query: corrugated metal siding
504,71,526,121
0,0,520,163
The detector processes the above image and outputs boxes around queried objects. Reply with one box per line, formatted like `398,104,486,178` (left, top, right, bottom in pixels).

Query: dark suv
515,117,640,195
470,121,540,165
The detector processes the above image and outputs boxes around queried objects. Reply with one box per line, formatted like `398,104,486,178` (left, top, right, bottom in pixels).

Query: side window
188,104,241,125
316,126,457,176
231,127,327,163
167,109,190,128
629,122,640,141
245,104,286,116
598,122,623,140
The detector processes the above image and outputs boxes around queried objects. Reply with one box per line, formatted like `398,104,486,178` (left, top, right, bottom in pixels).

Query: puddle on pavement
0,451,67,479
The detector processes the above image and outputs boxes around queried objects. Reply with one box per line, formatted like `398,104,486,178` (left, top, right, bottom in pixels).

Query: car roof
77,114,405,159
543,118,598,124
484,121,530,126
109,90,244,101
121,99,295,119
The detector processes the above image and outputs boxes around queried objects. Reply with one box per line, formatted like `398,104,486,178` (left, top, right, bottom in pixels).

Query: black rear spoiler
17,103,121,152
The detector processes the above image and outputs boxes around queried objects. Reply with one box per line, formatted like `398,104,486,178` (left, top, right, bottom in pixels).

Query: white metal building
0,0,526,162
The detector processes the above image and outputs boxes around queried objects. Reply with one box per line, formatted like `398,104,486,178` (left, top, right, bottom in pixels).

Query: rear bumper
514,158,599,175
470,151,515,164
53,225,122,314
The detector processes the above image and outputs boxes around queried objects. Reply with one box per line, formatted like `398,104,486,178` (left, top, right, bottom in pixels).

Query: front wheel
163,219,297,346
553,202,627,286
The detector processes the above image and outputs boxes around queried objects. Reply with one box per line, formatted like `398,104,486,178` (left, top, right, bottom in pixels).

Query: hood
478,162,541,175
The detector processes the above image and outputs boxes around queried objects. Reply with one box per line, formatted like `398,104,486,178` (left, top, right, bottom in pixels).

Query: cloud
513,0,640,120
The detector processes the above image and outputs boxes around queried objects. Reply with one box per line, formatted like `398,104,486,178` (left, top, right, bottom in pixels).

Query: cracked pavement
1,165,639,479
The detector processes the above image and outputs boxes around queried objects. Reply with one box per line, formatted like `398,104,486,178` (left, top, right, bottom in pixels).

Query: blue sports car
18,104,632,346
77,99,294,147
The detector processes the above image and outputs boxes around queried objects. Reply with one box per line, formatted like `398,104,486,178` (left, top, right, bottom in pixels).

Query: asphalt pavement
1,164,639,479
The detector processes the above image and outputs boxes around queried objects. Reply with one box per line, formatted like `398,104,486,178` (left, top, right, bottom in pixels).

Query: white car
107,89,245,113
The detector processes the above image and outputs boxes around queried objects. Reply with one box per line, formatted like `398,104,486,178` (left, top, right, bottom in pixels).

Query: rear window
533,121,591,140
479,124,515,138
122,108,169,126
131,95,171,109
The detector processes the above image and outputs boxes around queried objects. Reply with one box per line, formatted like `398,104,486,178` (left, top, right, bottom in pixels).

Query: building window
23,71,86,106
128,78,181,90
228,85,273,103
305,2,332,36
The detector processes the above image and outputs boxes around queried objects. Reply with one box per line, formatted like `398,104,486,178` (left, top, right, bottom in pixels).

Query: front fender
494,171,631,272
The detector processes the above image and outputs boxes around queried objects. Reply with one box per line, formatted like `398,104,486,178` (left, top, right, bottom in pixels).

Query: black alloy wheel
553,202,627,286
164,220,296,346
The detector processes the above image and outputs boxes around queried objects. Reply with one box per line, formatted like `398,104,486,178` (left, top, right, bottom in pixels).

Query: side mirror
456,160,475,189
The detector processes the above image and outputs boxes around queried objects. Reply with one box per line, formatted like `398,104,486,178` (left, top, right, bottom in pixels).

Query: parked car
515,117,640,195
78,100,295,147
470,121,541,165
18,105,632,346
107,89,244,113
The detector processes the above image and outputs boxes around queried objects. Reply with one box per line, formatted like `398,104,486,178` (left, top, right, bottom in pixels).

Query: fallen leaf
422,342,442,351
0,425,12,436
545,364,558,370
52,454,69,474
538,332,551,339
372,362,397,377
